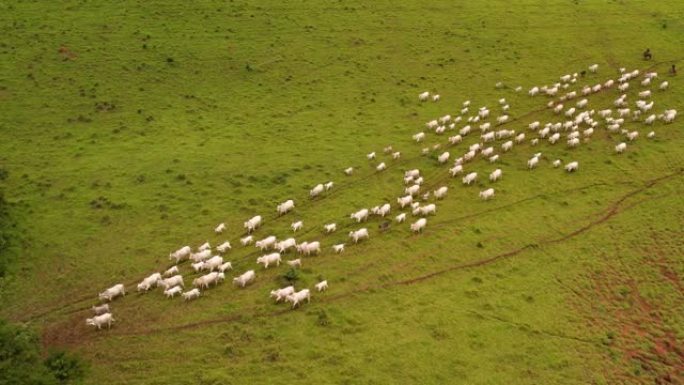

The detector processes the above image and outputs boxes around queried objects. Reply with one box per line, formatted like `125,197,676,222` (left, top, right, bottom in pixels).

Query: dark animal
643,48,652,60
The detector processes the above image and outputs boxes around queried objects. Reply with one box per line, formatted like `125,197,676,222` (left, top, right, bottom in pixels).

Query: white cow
287,259,302,268
395,213,407,223
215,223,226,234
271,286,295,302
160,275,184,290
291,220,303,232
255,236,277,251
191,261,205,272
433,186,448,199
277,199,295,215
344,167,354,176
489,169,502,182
350,208,369,222
198,242,211,252
193,272,220,289
462,172,477,185
182,288,201,301
92,304,110,315
190,249,212,262
164,286,183,298
565,161,579,172
277,238,297,253
397,195,413,208
437,152,450,164
244,215,262,233
332,244,345,253
310,184,325,198
349,228,369,243
367,152,376,160
449,165,463,176
98,284,126,302
325,181,334,191
86,313,115,330
218,262,233,273
216,241,232,253
528,156,539,169
286,289,311,309
411,218,427,233
315,280,328,292
240,235,254,246
203,256,224,271
405,184,420,196
257,253,281,269
615,142,627,153
376,162,387,171
479,188,495,200
418,91,430,101
324,223,337,233
169,246,192,263
233,270,256,288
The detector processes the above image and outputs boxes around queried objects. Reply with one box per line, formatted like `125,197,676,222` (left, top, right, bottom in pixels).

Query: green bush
0,319,86,384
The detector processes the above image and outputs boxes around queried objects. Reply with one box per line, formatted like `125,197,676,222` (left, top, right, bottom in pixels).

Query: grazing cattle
376,162,387,171
215,223,226,234
193,272,220,289
411,218,427,233
489,169,502,182
615,142,627,153
405,169,420,178
182,288,201,301
479,188,495,200
233,270,256,288
432,94,440,102
462,172,477,185
659,81,669,90
286,289,311,309
627,131,639,141
86,313,115,330
198,242,211,252
203,256,224,272
169,246,192,263
589,64,598,73
191,261,204,272
528,156,539,169
240,235,254,246
367,152,376,160
433,186,448,199
438,151,450,164
291,221,303,232
413,132,426,142
481,147,494,157
419,91,430,101
286,258,302,268
277,238,297,253
160,275,184,290
190,249,212,262
137,272,162,292
216,241,232,253
449,165,463,176
324,223,337,233
271,286,295,302
310,184,325,198
349,228,369,243
277,199,295,215
392,151,401,160
255,236,277,251
448,135,462,145
405,184,420,196
297,241,321,256
344,167,354,175
567,137,580,147
164,269,183,285
218,262,233,273
397,195,413,208
482,132,495,142
395,213,407,223
164,286,183,298
565,161,579,172
92,304,110,315
244,215,262,233
98,284,126,302
350,208,370,222
332,244,345,253
515,133,525,143
257,253,282,269
414,203,436,216
501,141,513,152
647,131,655,138
315,280,328,292
553,159,562,168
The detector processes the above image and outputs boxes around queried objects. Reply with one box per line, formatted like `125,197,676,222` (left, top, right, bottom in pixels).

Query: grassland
1,0,683,384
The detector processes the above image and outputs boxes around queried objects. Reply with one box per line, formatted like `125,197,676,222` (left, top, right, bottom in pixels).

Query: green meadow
0,1,682,384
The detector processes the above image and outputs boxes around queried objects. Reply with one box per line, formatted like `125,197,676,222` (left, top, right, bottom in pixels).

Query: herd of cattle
87,62,677,330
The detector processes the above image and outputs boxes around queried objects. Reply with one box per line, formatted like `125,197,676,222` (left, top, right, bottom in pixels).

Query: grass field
1,1,683,384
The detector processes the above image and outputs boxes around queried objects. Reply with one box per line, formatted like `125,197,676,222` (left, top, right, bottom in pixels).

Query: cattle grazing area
0,1,683,385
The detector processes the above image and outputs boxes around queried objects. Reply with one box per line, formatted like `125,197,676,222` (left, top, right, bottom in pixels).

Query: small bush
44,350,86,383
